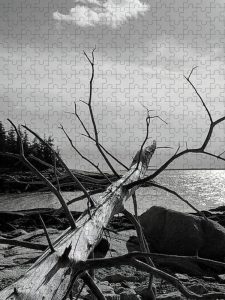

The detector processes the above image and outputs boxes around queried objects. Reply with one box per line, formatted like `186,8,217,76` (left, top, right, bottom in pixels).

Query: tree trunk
0,142,156,300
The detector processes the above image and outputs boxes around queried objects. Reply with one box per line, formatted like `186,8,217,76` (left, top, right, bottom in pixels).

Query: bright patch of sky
0,0,225,170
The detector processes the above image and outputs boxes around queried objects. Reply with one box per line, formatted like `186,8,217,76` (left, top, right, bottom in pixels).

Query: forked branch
123,209,155,297
22,124,95,213
67,102,129,170
126,68,225,189
81,272,106,300
83,252,225,299
82,48,122,177
59,124,111,184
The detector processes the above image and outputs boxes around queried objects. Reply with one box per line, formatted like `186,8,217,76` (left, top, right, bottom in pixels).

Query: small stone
100,281,110,286
175,274,189,281
114,286,127,294
120,289,140,300
218,274,225,281
157,292,185,300
98,284,115,294
104,294,120,300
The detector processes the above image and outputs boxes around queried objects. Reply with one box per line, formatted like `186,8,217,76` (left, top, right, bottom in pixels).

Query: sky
0,0,225,171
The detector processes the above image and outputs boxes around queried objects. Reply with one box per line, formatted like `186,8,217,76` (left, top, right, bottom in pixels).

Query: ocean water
0,170,225,214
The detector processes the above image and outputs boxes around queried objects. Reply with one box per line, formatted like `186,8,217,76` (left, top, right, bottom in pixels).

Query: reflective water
0,170,225,214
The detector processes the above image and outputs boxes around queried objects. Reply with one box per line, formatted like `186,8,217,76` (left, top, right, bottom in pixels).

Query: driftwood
0,142,156,299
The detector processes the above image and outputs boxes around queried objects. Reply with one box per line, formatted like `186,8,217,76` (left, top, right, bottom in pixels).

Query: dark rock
102,274,139,283
187,284,208,294
139,206,225,260
126,236,140,253
94,238,110,258
88,238,110,259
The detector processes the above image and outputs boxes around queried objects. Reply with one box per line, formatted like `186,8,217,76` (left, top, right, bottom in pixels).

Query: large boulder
139,206,225,260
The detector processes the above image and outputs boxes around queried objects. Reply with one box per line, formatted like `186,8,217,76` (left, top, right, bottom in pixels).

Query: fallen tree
0,141,156,299
1,50,225,299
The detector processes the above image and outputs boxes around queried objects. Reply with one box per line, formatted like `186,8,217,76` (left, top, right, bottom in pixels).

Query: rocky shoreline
1,204,225,299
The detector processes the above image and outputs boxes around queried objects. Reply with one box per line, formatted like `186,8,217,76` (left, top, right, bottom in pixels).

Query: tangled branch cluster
0,50,225,300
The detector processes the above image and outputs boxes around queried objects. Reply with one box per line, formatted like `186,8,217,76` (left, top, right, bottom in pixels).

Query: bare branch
28,154,62,176
125,74,225,190
135,106,167,170
59,124,111,184
83,49,120,178
123,209,155,292
39,214,55,253
184,66,213,123
53,152,60,192
84,251,225,272
218,150,225,157
174,144,180,155
132,258,225,299
146,181,207,218
22,124,95,215
186,65,198,80
132,193,138,218
74,102,91,138
81,272,106,300
149,115,168,125
66,188,105,207
156,146,172,149
83,253,225,299
74,101,128,170
8,119,76,229
0,237,47,251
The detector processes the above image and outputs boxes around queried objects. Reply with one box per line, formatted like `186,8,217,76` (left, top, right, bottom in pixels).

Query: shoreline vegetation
0,169,117,194
1,168,225,195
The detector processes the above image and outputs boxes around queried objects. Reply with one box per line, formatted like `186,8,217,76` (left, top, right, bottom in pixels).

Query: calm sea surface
1,170,225,214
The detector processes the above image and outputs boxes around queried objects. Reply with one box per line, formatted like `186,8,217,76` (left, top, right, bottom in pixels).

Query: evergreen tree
42,136,54,164
0,121,58,170
6,127,17,153
23,130,30,155
0,121,6,152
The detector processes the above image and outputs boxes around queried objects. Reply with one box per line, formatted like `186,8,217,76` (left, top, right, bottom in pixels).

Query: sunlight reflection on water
0,170,225,214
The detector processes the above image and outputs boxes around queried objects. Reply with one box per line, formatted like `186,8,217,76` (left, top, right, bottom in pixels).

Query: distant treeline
0,121,58,170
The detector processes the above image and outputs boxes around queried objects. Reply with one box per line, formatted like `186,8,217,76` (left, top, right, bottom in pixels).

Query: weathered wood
0,142,156,299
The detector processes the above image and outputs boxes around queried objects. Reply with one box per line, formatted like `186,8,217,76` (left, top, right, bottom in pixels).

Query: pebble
120,289,141,300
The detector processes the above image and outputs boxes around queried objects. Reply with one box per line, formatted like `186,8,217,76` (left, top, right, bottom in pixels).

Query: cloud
53,0,149,28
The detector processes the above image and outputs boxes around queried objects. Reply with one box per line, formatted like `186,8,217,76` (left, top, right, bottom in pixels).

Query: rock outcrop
139,206,225,260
